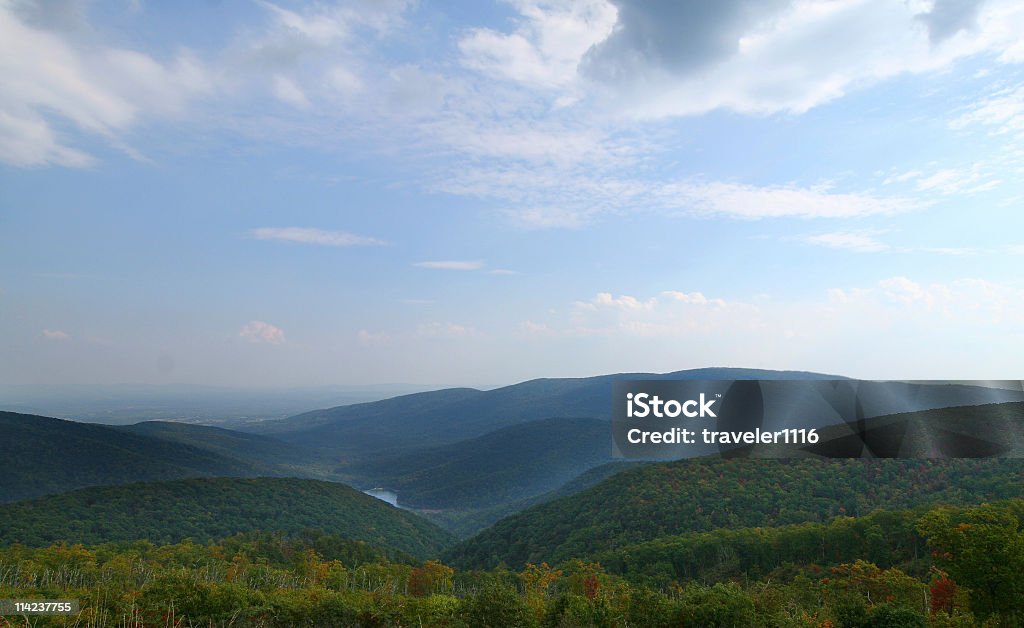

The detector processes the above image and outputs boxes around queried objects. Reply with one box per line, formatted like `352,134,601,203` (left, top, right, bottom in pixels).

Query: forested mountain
0,411,279,503
445,457,1024,569
252,368,837,454
428,460,650,538
118,420,324,471
3,499,1022,626
0,477,454,559
802,400,1024,458
343,417,614,509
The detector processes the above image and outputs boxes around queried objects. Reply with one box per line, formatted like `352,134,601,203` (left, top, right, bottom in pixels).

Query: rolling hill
426,460,650,538
0,411,280,503
118,420,324,472
801,400,1024,458
253,368,839,455
444,457,1024,569
343,417,614,509
0,477,455,559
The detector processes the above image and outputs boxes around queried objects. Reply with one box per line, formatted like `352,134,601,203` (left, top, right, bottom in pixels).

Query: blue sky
2,0,1024,387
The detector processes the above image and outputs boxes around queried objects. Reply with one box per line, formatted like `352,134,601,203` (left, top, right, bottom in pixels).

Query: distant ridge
118,420,318,469
253,368,839,454
0,411,279,503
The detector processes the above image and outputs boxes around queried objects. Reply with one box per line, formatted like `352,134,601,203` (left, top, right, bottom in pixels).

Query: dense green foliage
446,458,1024,569
919,501,1024,624
592,507,929,586
4,498,1022,626
0,478,454,559
0,412,276,503
346,417,613,509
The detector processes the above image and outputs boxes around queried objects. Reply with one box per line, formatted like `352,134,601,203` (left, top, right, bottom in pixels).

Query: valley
1,369,1023,626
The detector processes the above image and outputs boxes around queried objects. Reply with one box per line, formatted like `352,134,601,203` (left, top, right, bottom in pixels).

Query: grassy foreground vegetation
2,500,1023,627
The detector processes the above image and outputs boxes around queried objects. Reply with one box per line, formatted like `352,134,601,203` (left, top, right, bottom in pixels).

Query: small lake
363,488,400,507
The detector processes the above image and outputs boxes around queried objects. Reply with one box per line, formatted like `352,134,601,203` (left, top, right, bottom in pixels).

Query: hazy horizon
3,0,1024,387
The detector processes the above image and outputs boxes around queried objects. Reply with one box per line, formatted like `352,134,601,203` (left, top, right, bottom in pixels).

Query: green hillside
445,457,1024,569
346,417,614,509
118,420,326,473
0,477,454,559
428,460,650,538
590,498,1024,587
0,411,276,503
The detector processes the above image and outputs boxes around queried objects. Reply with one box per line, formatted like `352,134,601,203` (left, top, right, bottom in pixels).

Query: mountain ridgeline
251,368,840,455
0,411,287,503
117,420,325,471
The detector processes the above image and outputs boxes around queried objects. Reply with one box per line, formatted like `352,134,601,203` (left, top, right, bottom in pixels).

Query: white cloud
41,329,70,341
413,260,484,270
520,320,552,334
239,320,286,344
672,181,918,219
460,0,1024,120
799,233,985,255
873,276,1023,324
256,1,350,46
584,0,1024,119
586,292,656,310
661,291,725,307
249,227,387,246
0,110,96,167
0,1,212,166
505,206,593,229
443,165,921,228
915,166,1001,195
879,276,931,305
0,0,416,168
224,0,412,115
416,322,477,338
271,75,309,108
921,247,977,256
883,169,924,184
459,0,617,89
357,329,392,346
568,289,758,337
951,84,1024,136
804,231,889,252
559,276,1024,345
488,269,520,275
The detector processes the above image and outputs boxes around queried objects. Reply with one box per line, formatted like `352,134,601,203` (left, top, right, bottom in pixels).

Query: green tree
919,504,1024,624
463,581,534,628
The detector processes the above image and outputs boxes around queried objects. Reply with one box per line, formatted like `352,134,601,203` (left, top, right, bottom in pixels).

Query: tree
919,504,1024,624
463,581,534,628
